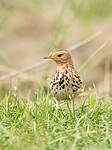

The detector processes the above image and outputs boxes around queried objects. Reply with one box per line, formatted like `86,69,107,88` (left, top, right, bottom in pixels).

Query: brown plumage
44,49,84,117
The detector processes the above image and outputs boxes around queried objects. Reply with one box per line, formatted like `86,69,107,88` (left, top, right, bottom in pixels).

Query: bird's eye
57,54,63,57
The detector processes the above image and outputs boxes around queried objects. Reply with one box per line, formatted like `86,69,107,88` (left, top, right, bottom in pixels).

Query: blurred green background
0,0,112,95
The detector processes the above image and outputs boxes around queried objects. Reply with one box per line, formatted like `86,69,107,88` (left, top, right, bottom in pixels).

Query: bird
44,49,84,117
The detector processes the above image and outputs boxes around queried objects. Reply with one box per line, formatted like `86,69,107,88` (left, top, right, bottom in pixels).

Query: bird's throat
57,62,74,73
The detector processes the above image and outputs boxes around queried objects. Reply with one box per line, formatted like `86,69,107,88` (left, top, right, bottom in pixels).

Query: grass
0,87,112,150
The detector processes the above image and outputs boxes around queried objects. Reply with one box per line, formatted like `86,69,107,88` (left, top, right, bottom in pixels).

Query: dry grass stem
0,65,38,82
0,32,101,81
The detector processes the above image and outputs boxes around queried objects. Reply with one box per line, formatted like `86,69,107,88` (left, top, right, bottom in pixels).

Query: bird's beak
43,56,54,59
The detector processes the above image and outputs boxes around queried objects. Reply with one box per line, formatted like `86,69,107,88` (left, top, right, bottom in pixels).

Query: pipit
44,49,84,117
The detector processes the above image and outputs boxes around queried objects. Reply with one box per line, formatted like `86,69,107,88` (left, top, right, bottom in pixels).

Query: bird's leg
56,99,59,117
69,96,75,113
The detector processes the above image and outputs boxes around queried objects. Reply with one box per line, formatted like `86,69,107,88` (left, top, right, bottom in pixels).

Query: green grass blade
79,39,112,72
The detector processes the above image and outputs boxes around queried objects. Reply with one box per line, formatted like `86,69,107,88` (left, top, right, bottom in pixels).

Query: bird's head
44,49,73,65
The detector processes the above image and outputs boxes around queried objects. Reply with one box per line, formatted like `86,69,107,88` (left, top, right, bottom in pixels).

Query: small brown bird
44,49,84,117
